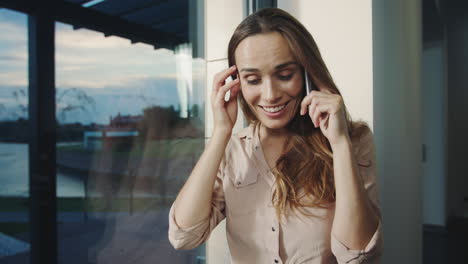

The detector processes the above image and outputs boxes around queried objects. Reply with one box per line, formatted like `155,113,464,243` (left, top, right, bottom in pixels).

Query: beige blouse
168,122,383,264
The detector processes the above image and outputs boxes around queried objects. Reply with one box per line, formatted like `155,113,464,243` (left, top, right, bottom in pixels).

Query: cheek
241,86,260,104
282,78,303,97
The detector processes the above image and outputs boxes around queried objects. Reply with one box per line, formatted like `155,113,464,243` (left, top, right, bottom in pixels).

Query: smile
259,101,290,117
262,104,286,113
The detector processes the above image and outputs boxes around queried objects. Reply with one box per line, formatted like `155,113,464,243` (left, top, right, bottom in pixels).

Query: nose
262,78,281,103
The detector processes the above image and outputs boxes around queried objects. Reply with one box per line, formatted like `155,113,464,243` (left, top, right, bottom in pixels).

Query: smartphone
224,76,232,101
224,69,239,101
304,69,317,95
304,69,311,95
224,73,237,102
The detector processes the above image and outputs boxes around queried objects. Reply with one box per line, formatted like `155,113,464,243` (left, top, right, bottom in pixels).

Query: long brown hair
227,8,370,222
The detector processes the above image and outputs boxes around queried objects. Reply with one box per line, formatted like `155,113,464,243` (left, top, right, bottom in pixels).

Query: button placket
270,216,281,263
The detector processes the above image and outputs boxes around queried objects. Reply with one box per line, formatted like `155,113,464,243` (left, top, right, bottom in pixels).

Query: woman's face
235,31,303,130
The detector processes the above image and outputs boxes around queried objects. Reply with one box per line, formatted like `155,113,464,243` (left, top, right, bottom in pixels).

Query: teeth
263,104,286,113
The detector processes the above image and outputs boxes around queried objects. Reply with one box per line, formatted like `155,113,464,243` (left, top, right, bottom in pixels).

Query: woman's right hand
211,65,241,136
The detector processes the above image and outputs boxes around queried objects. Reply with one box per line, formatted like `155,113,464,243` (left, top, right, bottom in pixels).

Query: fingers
300,91,324,115
211,65,239,108
300,91,335,127
212,65,238,93
215,78,240,106
310,103,329,128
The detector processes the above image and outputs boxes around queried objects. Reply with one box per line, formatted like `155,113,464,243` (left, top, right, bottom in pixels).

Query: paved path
0,209,207,264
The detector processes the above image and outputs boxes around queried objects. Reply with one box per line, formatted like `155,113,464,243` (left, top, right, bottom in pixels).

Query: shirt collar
236,122,262,156
236,122,257,139
237,121,275,187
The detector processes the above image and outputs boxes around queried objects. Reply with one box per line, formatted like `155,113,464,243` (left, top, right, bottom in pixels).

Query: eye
246,78,261,85
278,73,294,81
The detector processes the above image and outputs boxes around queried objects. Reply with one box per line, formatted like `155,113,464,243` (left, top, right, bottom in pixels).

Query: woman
168,8,383,264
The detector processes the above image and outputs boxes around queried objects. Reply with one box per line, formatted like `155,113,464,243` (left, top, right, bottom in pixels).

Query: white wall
204,0,246,139
204,0,245,263
278,0,374,129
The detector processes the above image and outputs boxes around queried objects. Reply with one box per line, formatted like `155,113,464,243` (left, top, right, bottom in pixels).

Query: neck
259,123,289,142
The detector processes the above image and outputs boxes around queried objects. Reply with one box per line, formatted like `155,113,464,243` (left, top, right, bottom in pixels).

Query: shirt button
272,227,275,232
274,259,279,263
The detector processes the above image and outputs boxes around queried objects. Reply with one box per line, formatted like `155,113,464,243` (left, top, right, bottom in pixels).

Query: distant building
83,113,142,150
109,112,143,129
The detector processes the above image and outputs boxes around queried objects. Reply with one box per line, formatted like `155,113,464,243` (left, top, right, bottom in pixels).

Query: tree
190,104,199,118
5,87,95,124
56,88,96,124
11,89,27,119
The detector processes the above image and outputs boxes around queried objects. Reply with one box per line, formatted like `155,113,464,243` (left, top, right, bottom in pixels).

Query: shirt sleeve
331,128,384,263
167,155,227,250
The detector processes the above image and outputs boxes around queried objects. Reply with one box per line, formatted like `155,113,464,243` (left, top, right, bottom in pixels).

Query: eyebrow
239,61,299,73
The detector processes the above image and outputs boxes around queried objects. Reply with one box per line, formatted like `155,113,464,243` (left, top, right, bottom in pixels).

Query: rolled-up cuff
331,220,383,263
168,203,210,249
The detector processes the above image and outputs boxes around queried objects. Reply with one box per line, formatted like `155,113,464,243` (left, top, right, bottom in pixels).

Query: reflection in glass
0,9,30,263
55,21,206,264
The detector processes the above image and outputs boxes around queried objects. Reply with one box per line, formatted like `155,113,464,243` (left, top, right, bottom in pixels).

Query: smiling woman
169,8,382,264
235,32,303,130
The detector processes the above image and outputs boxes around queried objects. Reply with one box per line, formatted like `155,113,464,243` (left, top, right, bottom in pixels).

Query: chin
256,110,296,130
258,119,289,130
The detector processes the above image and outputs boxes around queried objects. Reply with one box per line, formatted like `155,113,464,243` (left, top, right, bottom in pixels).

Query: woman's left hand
299,87,350,147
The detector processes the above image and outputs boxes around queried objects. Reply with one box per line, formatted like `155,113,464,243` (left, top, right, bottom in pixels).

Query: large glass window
0,9,30,263
1,1,206,263
54,8,206,264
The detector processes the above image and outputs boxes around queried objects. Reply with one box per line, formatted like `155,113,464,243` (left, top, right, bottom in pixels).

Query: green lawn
0,197,174,237
57,138,204,159
0,197,174,213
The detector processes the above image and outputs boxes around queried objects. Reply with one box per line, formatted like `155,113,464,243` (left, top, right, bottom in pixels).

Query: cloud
0,54,27,62
0,97,16,104
0,16,28,80
0,19,192,91
56,53,97,65
0,21,27,44
0,72,27,86
60,65,93,71
57,73,155,89
52,23,186,90
56,24,131,50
